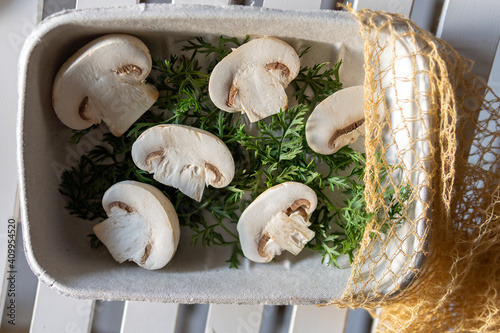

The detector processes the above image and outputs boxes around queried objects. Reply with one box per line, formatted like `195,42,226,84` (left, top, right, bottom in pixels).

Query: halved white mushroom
131,124,235,201
306,85,368,155
52,34,158,136
93,180,180,270
209,37,300,122
237,182,317,263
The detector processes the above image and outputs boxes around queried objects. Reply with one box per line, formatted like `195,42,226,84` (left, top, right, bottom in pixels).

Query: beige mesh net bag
330,8,500,332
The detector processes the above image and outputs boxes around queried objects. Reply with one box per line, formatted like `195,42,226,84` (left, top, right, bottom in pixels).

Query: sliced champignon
52,34,158,136
131,124,235,201
237,182,317,263
209,37,300,122
305,85,369,155
93,180,180,270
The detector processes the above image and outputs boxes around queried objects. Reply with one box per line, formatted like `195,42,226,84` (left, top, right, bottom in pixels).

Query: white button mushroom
237,182,318,263
131,124,235,201
305,85,368,155
52,34,159,137
209,37,300,122
93,180,180,270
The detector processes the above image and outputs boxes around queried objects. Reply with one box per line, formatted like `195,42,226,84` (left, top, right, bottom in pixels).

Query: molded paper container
18,4,428,304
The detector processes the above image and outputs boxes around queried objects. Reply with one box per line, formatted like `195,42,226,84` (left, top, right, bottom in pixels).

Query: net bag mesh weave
330,8,500,332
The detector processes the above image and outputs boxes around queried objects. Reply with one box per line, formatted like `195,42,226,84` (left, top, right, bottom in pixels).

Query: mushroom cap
306,85,369,155
131,124,235,201
52,34,158,136
93,180,180,270
237,182,318,263
209,37,300,122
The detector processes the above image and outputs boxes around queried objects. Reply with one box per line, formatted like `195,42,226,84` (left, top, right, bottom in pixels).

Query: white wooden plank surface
205,304,264,333
262,0,322,10
436,0,500,81
352,0,414,17
13,1,497,333
30,283,95,333
408,0,440,33
76,0,139,9
288,305,348,333
120,301,179,333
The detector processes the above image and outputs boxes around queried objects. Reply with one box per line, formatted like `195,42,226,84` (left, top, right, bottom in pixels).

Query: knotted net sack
330,8,500,332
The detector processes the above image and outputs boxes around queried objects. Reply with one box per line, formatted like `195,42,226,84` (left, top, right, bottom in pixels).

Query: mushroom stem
156,163,205,202
261,213,315,257
94,213,151,264
265,62,291,85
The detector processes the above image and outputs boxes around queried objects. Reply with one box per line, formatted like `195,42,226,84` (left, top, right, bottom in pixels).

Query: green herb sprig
292,59,343,109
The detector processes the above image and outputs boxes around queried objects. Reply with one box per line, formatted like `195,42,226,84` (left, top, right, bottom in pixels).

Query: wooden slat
408,0,441,33
120,301,179,333
30,283,95,333
288,305,348,333
76,0,139,9
91,301,125,333
352,0,414,17
262,0,322,10
345,308,374,333
436,0,500,81
40,0,77,20
205,304,265,333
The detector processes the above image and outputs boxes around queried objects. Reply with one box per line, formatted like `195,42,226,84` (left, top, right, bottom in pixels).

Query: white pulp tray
18,4,430,304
